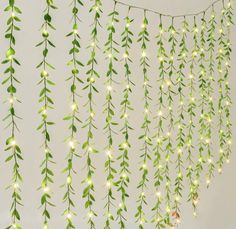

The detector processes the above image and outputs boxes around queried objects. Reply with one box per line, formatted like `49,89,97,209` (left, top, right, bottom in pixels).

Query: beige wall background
0,0,235,228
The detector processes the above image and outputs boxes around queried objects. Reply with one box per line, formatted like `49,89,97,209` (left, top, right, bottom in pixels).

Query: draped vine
36,0,57,228
0,0,234,228
103,2,119,228
2,1,23,228
62,0,84,228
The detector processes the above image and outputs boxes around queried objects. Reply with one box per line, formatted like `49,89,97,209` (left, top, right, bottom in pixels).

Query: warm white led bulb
43,186,50,193
107,85,112,91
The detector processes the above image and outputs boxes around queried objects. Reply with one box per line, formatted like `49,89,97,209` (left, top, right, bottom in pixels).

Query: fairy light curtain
1,0,233,229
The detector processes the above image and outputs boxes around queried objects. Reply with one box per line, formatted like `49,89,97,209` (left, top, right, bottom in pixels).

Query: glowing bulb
71,103,77,111
160,29,164,34
106,150,112,158
182,28,186,33
90,77,95,83
88,212,93,218
193,199,198,205
122,173,127,179
228,2,231,7
126,23,130,28
227,140,232,145
67,213,72,219
11,140,16,146
194,179,198,185
123,113,128,119
126,84,130,89
159,56,164,62
189,74,194,79
144,108,149,114
69,141,75,149
219,48,223,53
119,203,123,208
73,29,78,34
206,179,211,185
193,51,198,57
122,142,128,148
166,80,171,86
219,28,223,34
208,158,212,164
205,139,210,144
175,196,180,202
193,212,197,217
67,176,72,184
87,179,93,186
94,6,99,11
166,206,171,213
90,112,95,118
12,12,16,18
226,159,230,164
43,187,50,193
178,172,182,178
141,192,145,196
108,53,112,59
123,53,128,59
12,224,17,229
176,218,181,224
156,191,161,197
141,23,146,28
167,132,171,137
194,27,198,33
9,97,15,104
142,51,146,57
142,163,147,169
182,52,186,57
157,110,163,116
106,181,111,188
171,29,176,34
107,85,112,91
13,183,19,189
218,168,222,173
198,157,203,163
190,97,195,102
157,138,161,143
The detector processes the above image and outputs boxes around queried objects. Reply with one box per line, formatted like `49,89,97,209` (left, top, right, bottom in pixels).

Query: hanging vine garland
206,7,217,186
151,16,166,229
116,10,134,229
135,12,152,228
224,0,233,164
173,16,189,225
36,0,57,228
62,0,84,227
186,17,199,216
2,1,23,228
161,19,176,227
216,1,228,173
103,2,119,228
82,0,102,227
193,14,208,208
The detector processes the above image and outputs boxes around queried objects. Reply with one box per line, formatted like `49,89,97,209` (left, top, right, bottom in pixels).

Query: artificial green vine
2,1,23,228
62,0,84,228
82,0,102,228
135,12,152,229
223,0,233,164
161,18,177,227
103,2,119,228
151,17,166,229
116,11,134,229
206,7,217,185
36,0,57,228
193,14,208,207
186,17,198,215
173,17,189,225
216,2,227,172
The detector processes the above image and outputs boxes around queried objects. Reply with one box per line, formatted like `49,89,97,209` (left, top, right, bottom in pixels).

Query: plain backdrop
0,0,235,228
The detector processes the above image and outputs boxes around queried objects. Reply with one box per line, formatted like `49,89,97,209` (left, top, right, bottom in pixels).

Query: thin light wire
114,0,230,18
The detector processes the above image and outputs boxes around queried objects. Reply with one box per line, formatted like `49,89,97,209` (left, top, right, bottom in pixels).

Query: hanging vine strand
116,9,134,229
82,0,102,227
173,16,189,226
216,1,228,173
62,0,84,228
2,1,23,228
224,0,233,164
103,2,119,228
135,12,152,229
151,16,166,229
206,7,217,186
193,14,208,210
36,0,57,228
186,17,198,216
